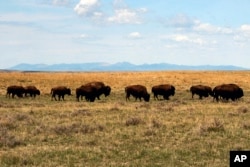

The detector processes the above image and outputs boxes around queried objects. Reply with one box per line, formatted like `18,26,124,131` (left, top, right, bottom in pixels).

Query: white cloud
52,0,69,6
93,12,103,17
113,0,127,8
73,0,146,24
74,0,100,16
240,24,250,36
194,23,219,33
80,34,89,38
128,32,142,39
166,34,205,45
165,14,197,28
107,9,142,24
169,34,189,42
241,24,250,31
193,22,233,34
233,24,250,43
137,8,147,13
164,14,233,35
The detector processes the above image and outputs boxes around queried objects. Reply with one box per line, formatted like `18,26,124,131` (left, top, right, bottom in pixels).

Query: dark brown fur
125,85,150,102
213,83,244,102
51,86,71,101
152,84,175,100
6,85,26,98
190,85,213,99
25,86,40,98
76,85,97,102
83,81,111,100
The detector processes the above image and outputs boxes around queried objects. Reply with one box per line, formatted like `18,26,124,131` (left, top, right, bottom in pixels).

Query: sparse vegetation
0,71,249,166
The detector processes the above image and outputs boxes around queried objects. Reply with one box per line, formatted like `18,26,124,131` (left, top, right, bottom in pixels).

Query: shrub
0,128,23,148
200,118,225,135
125,117,143,126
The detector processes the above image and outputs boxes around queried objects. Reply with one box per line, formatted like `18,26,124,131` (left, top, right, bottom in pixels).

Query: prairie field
0,71,250,167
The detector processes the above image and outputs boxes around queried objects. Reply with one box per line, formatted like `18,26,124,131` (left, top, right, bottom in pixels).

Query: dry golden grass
0,71,250,166
0,71,249,94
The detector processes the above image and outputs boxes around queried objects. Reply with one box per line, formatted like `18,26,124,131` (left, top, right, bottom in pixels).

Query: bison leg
17,93,23,98
51,94,57,101
85,96,89,101
135,97,141,101
6,92,11,98
164,95,169,100
212,93,218,102
126,93,130,101
55,95,58,101
76,94,80,101
156,94,158,100
153,94,157,100
215,96,219,102
89,96,95,102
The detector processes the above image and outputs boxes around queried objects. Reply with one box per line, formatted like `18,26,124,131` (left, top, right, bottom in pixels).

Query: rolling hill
7,62,248,71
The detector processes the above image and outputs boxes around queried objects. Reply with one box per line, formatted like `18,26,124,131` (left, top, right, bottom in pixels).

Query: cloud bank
74,0,146,24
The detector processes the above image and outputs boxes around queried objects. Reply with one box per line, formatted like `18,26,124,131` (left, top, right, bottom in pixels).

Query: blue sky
1,0,250,69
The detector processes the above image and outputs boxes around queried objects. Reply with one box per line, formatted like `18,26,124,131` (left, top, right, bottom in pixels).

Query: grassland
0,71,250,167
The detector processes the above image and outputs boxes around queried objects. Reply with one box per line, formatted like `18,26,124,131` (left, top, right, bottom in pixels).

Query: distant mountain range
5,62,248,71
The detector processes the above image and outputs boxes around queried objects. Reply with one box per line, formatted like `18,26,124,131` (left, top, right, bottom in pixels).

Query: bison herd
6,85,40,98
190,84,244,101
5,82,244,102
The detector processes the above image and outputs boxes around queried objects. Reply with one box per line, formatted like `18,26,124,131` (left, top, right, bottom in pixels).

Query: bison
83,81,111,100
51,86,71,101
213,83,244,102
190,85,213,99
125,85,150,102
152,84,175,100
76,85,97,102
24,86,40,98
6,85,26,98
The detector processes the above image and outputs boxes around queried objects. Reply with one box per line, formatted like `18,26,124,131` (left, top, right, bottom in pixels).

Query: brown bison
152,84,175,100
6,85,26,98
190,85,213,99
51,86,71,101
24,86,40,98
76,85,97,102
83,81,111,100
213,83,244,102
125,85,150,102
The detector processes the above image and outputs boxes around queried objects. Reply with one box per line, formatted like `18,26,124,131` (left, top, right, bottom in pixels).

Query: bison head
237,88,244,99
171,86,175,96
143,93,150,102
36,89,41,95
66,88,71,95
104,86,111,97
